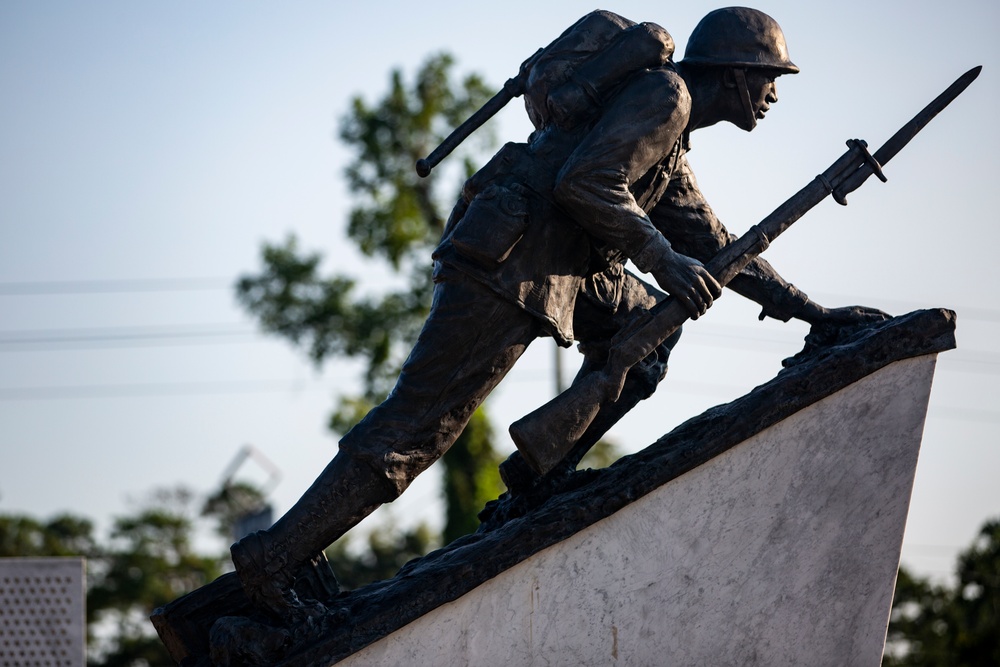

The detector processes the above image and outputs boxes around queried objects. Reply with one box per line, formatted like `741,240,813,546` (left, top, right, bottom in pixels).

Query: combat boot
230,451,395,622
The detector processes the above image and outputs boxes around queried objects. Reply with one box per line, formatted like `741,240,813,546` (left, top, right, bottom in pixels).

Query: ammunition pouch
451,183,530,266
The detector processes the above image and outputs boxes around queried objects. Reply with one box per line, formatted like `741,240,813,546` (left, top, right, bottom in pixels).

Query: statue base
153,309,955,666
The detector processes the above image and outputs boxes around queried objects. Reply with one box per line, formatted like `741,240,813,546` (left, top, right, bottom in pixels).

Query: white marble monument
338,354,937,666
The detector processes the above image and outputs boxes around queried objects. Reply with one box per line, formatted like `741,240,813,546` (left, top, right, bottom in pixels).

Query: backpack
417,11,674,177
522,10,675,130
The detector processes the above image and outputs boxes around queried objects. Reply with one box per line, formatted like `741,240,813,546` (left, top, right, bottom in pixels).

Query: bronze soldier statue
231,7,886,620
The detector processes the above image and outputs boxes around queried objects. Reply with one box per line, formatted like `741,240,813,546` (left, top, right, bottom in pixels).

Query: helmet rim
681,7,799,75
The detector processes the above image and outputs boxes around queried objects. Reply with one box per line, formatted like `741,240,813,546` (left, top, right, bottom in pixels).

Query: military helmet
682,7,799,74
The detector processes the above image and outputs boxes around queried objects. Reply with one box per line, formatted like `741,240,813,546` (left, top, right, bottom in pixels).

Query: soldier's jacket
433,10,805,345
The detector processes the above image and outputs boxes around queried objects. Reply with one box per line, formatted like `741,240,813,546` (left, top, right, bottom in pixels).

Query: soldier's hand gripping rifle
510,66,982,477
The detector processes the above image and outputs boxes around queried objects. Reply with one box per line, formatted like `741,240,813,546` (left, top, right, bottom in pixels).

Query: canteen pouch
450,183,529,266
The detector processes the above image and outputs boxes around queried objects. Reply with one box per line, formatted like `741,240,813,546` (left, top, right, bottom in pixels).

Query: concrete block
0,557,86,667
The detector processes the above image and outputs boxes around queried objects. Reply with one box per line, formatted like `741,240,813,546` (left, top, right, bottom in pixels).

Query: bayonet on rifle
510,66,982,476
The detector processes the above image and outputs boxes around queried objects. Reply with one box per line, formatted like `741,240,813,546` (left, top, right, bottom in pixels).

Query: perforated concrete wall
0,558,85,667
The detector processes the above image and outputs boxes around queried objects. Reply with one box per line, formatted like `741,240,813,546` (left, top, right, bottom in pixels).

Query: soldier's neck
677,63,730,132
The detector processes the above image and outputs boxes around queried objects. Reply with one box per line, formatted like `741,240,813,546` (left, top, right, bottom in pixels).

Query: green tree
236,53,494,413
952,520,1000,662
201,480,269,540
87,488,223,666
578,438,623,471
0,513,98,558
236,53,506,549
440,409,504,544
0,488,226,667
325,521,437,591
883,518,1000,666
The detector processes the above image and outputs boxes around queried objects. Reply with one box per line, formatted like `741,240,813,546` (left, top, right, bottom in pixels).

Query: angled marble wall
337,355,937,667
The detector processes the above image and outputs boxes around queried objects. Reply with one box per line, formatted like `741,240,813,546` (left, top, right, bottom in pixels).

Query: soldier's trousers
338,269,673,499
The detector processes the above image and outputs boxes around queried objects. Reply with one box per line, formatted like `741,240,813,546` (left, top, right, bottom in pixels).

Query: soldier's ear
722,68,739,90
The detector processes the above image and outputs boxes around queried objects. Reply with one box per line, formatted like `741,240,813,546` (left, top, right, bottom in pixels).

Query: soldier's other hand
781,304,892,369
651,249,722,319
799,303,891,326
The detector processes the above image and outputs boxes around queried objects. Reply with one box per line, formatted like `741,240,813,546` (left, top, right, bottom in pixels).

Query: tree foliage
440,409,503,544
325,522,436,591
883,518,1000,666
236,53,494,406
0,488,225,667
4,496,993,664
201,480,269,540
236,52,506,549
339,53,492,270
0,513,98,558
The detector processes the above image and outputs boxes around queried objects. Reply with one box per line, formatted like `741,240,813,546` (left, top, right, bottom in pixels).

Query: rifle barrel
416,83,518,178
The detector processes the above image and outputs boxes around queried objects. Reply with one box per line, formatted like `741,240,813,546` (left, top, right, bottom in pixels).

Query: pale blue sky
1,0,997,583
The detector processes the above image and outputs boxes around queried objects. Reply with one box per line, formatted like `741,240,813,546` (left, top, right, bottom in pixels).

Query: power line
0,277,231,295
811,292,1000,324
687,331,1000,375
932,406,1000,425
942,356,1000,375
661,381,1000,425
4,321,1000,378
0,379,310,401
902,543,967,554
502,364,1000,417
2,370,998,429
3,279,1000,324
0,323,258,350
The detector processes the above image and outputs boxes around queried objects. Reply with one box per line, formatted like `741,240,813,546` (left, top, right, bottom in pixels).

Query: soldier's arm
553,69,720,317
649,158,885,325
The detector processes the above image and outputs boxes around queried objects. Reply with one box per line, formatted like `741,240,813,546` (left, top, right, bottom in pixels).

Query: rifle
509,66,982,477
416,49,543,178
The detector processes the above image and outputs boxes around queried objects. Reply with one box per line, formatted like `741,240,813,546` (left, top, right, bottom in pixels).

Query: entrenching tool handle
416,84,517,178
416,49,543,178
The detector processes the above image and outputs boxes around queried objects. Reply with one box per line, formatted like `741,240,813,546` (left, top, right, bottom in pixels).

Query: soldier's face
723,68,781,132
745,69,779,123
